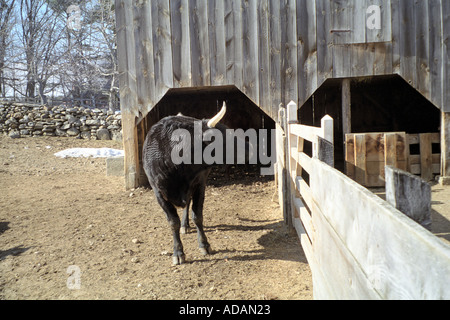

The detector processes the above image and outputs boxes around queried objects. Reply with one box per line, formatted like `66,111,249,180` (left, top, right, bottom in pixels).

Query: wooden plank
442,112,450,178
317,136,334,166
365,133,384,162
316,0,333,87
293,197,314,242
350,43,368,78
333,43,352,78
441,0,450,113
431,132,440,144
289,124,323,143
297,0,317,106
116,0,140,189
122,112,139,189
395,132,408,171
276,122,290,223
298,151,312,174
354,134,367,185
116,0,138,117
309,158,450,299
242,0,259,103
257,0,271,113
224,0,236,85
408,132,440,146
428,0,443,108
408,133,420,145
171,0,192,88
385,132,397,167
229,0,244,89
415,0,430,100
351,0,366,44
345,134,356,178
395,132,407,161
410,154,440,166
151,0,174,95
330,0,352,45
420,133,433,181
137,118,149,185
269,0,281,117
280,0,298,105
366,0,392,43
373,42,393,76
300,208,314,243
385,165,432,230
410,164,421,175
285,101,296,227
137,0,156,116
208,0,226,86
189,0,211,86
398,0,416,89
321,115,334,143
295,176,313,211
311,200,381,299
133,0,156,121
300,233,314,271
276,123,285,166
341,79,351,142
391,0,401,74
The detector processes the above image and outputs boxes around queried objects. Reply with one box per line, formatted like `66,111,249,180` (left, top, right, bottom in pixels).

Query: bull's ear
207,102,226,128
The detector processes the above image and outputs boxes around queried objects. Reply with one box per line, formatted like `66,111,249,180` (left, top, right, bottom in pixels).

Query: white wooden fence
276,101,450,299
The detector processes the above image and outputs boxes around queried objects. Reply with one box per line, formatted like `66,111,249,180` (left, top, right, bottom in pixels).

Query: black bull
142,104,253,265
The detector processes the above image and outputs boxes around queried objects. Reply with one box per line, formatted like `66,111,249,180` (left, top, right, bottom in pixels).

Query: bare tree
89,0,119,110
0,0,16,98
89,0,119,111
17,0,65,104
4,0,118,108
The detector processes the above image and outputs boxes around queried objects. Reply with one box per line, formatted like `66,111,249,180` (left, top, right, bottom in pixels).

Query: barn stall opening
136,86,275,186
115,0,450,299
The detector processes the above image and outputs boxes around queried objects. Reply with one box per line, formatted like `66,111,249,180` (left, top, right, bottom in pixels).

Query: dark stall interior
137,86,276,185
299,75,441,173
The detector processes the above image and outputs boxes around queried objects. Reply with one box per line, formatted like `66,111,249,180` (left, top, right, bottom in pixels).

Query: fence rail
277,101,450,299
408,133,441,179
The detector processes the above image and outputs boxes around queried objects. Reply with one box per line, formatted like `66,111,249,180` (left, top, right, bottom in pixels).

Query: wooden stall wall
116,0,450,121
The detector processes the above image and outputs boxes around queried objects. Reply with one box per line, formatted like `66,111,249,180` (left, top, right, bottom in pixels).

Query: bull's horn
207,102,226,128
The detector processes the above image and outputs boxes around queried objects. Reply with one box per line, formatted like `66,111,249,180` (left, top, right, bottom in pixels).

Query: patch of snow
54,148,124,159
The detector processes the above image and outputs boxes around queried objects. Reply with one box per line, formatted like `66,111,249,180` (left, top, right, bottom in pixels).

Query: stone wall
0,102,122,141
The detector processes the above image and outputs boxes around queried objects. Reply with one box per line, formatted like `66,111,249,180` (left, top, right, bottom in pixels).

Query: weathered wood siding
116,0,450,121
282,101,450,299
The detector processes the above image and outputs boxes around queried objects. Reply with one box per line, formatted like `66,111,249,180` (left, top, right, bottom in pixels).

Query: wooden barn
115,0,450,299
115,0,450,190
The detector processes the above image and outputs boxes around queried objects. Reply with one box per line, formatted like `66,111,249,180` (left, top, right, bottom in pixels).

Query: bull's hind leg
154,192,185,265
180,198,191,234
191,184,212,255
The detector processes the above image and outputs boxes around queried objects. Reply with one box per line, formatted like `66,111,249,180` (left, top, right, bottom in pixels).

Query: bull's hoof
180,226,189,234
199,246,213,255
172,254,186,265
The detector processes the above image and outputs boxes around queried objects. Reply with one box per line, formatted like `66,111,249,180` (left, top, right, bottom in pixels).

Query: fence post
321,115,334,144
314,115,334,159
287,100,298,124
277,104,291,225
285,101,298,228
385,165,432,230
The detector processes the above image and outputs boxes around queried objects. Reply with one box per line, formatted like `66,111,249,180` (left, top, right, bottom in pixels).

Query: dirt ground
2,136,450,300
0,136,312,300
